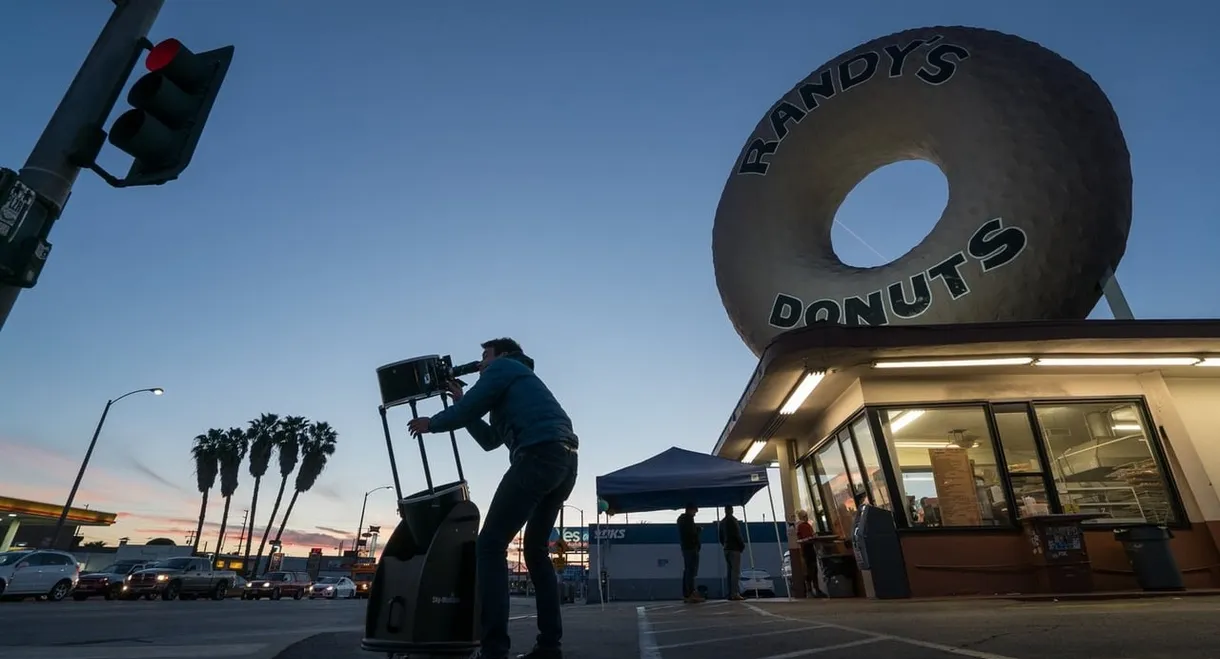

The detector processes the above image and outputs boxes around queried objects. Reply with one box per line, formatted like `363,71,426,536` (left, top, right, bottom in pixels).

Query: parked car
242,571,312,600
309,576,356,599
225,575,249,598
740,568,776,598
0,550,80,602
122,556,236,601
74,561,151,600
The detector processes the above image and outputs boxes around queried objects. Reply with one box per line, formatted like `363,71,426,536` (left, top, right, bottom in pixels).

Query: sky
0,1,1216,556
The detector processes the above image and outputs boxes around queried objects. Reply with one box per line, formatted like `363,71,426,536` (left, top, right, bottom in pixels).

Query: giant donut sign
712,26,1133,357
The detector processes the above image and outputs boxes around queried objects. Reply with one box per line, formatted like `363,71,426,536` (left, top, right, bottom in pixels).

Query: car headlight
125,575,132,582
156,574,168,582
325,586,333,591
262,582,271,587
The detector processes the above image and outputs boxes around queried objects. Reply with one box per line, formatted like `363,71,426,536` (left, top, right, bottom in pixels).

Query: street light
559,504,585,567
355,485,393,558
51,387,164,548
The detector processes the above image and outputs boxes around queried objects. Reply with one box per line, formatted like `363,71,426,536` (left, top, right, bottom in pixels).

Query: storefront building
711,319,1220,597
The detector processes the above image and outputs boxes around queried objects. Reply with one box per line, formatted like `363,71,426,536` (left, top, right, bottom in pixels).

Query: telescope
362,354,482,658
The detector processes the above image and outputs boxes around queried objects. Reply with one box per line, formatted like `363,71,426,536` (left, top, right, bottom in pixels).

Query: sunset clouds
0,436,393,555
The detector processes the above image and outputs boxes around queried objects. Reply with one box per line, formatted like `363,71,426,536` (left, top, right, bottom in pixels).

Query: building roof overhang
0,495,118,527
712,319,1220,463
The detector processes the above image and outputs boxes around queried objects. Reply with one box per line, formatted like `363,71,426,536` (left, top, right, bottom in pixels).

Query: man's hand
447,380,464,401
407,417,431,437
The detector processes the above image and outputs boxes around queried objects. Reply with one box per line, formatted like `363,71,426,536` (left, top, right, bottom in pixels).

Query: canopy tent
593,447,791,604
596,447,768,513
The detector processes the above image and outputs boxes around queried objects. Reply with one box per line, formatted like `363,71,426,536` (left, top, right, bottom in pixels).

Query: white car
739,569,776,598
0,550,81,601
309,576,357,599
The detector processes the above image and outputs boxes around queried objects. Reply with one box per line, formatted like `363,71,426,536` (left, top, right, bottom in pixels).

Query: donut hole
831,160,949,268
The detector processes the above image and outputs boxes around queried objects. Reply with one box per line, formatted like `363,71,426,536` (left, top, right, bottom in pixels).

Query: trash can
818,554,857,598
1113,525,1184,591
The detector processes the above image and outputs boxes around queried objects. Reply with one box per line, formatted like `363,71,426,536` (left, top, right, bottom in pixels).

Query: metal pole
50,399,112,549
355,491,369,558
765,480,794,600
0,0,165,331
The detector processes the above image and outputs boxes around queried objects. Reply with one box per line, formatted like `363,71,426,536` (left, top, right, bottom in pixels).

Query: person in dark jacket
409,337,578,659
676,505,703,603
718,506,746,601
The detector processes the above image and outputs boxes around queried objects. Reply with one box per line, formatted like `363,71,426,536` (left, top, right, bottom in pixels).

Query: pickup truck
121,556,236,601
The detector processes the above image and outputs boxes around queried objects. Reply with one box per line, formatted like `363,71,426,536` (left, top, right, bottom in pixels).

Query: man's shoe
516,646,562,659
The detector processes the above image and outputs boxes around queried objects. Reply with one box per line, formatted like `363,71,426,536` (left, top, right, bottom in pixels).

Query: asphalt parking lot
638,596,1220,659
10,594,1216,658
278,594,1220,659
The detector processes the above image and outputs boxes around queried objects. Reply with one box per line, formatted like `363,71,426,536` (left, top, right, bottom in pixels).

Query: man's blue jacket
428,352,578,461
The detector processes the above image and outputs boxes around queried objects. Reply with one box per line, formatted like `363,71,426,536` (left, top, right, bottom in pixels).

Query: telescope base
362,481,480,657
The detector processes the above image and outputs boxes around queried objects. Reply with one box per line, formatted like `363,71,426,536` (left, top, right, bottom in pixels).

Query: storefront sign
768,218,1027,329
712,25,1133,356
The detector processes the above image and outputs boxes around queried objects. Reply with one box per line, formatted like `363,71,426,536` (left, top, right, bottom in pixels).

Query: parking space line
654,625,825,650
637,606,662,659
756,637,886,659
652,618,788,635
744,603,1026,659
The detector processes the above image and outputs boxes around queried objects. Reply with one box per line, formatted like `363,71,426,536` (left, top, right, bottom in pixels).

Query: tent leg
597,513,605,611
715,508,726,599
766,480,793,601
741,507,757,600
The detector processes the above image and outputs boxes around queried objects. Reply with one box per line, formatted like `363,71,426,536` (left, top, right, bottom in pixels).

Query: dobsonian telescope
362,354,483,658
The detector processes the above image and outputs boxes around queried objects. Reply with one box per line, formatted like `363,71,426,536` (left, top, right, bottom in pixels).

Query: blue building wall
586,522,789,603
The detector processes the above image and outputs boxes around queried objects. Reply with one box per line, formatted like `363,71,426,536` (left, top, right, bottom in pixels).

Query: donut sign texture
712,26,1132,357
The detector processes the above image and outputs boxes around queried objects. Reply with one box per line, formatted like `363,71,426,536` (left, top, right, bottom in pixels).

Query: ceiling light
873,357,1033,369
741,440,767,464
1111,423,1142,432
893,441,952,449
778,371,826,415
888,409,925,433
1033,356,1200,367
1196,358,1220,367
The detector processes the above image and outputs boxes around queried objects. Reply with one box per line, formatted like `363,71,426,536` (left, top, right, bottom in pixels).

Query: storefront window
814,440,857,536
796,461,830,534
1033,401,1177,525
850,416,891,510
993,404,1051,519
838,429,867,502
877,406,1009,528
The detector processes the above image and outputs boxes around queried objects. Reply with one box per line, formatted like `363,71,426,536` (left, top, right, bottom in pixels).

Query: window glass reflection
850,416,891,510
814,440,856,536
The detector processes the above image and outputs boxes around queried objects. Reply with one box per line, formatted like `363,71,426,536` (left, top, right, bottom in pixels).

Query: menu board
928,449,983,526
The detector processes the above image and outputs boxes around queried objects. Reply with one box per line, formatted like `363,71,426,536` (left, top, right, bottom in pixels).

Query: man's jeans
724,550,742,597
477,441,578,658
681,549,700,598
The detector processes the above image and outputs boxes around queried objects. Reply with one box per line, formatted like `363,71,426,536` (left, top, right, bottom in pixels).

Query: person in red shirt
795,510,827,598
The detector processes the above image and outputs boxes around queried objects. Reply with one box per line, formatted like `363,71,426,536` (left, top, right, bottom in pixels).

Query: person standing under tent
795,510,827,598
676,505,704,603
718,506,746,601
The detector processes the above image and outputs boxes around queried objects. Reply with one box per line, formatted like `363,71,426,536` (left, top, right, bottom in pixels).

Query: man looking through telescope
408,337,579,659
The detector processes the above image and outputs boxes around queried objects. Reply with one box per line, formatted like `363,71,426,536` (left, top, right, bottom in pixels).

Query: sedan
740,569,777,598
309,576,356,599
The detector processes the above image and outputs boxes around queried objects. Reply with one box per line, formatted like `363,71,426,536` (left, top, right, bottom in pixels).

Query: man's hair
481,337,523,357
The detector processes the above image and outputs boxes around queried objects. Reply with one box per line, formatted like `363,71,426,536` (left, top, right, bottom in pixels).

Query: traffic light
106,38,234,187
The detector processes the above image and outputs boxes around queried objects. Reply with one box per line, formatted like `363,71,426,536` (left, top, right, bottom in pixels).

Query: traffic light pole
0,0,163,333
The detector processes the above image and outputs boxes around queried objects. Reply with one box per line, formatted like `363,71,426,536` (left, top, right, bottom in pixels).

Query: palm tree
272,421,339,549
214,427,249,555
254,415,307,571
190,431,222,553
242,413,280,574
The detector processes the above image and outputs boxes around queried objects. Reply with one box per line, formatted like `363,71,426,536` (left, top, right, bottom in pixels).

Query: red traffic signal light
107,38,234,187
